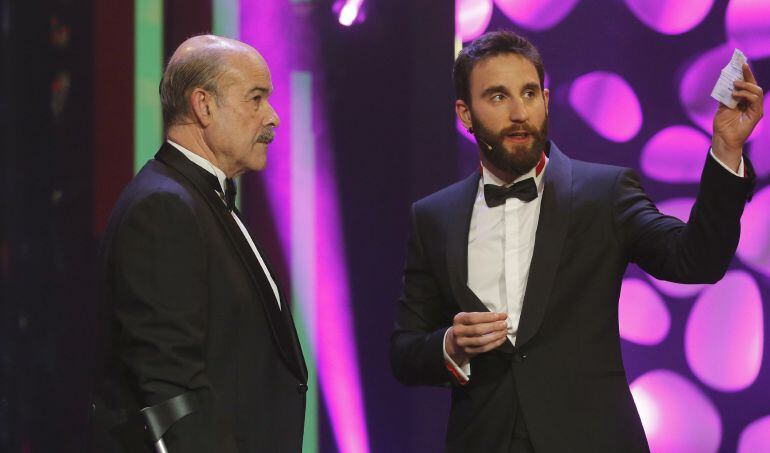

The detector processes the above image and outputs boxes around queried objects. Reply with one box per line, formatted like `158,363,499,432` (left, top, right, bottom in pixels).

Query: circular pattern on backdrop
685,270,764,392
630,370,722,453
738,415,770,453
456,0,494,43
622,0,714,35
640,125,710,183
737,185,770,276
726,0,770,60
568,71,642,142
619,278,670,345
494,0,581,31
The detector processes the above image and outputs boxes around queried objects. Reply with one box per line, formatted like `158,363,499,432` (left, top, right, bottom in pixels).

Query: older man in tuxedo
91,35,307,452
390,30,762,452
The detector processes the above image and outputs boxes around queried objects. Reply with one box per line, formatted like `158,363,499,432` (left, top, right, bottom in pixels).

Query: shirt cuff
443,329,470,385
710,148,744,177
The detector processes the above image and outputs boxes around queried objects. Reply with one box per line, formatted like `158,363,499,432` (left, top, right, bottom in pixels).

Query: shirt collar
166,139,227,193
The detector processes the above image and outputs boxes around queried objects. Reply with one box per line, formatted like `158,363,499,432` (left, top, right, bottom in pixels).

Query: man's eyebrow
245,86,271,96
480,84,511,98
522,82,541,92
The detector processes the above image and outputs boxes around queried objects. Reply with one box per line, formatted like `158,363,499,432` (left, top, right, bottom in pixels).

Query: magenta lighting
618,279,670,346
241,1,370,452
631,370,722,453
640,125,710,183
337,0,364,26
494,0,580,31
685,270,764,392
622,0,714,35
568,71,643,143
727,0,770,59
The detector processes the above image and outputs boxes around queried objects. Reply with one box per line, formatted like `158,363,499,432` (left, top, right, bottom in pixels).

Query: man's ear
543,87,550,115
190,88,214,127
456,99,473,131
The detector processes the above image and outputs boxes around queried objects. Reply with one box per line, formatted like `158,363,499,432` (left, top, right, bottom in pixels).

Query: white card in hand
711,48,747,109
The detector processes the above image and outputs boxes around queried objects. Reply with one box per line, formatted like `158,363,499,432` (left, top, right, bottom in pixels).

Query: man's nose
509,97,529,123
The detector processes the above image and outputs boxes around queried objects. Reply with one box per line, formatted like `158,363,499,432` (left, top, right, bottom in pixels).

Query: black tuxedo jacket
90,143,307,452
390,142,753,453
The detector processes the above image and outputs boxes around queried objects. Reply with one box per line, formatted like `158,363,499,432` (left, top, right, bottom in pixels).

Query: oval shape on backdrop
619,278,670,345
630,369,722,453
686,270,764,392
569,71,642,142
640,126,710,183
622,0,714,35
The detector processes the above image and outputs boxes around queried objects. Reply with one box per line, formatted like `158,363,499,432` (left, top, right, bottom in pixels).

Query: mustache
500,123,537,136
256,128,275,144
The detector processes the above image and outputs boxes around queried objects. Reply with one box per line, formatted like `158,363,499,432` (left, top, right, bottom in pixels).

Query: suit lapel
155,143,307,381
515,143,572,349
445,171,492,314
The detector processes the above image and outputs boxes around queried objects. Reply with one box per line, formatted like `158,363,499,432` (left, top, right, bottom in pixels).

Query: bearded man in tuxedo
390,30,762,453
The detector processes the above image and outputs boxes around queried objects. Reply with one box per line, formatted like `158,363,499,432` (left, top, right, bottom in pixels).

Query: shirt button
297,383,308,394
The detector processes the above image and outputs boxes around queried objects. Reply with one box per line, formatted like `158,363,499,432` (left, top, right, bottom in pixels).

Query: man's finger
454,311,507,325
743,63,758,85
465,335,508,354
456,330,507,348
734,80,763,97
454,320,507,338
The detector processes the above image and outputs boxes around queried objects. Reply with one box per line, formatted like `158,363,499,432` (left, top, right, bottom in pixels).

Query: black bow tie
223,178,237,211
484,178,538,207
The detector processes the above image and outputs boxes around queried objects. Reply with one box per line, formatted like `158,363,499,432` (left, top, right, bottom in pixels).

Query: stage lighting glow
619,279,670,345
738,185,770,277
738,415,770,453
640,126,710,183
338,0,363,26
568,71,642,142
622,0,714,35
631,370,722,453
494,0,580,31
726,0,770,59
686,270,763,392
749,117,770,178
647,272,706,299
456,0,493,42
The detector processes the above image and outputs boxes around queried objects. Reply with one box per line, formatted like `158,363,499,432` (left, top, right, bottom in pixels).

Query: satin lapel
515,143,572,349
155,144,306,381
445,171,491,313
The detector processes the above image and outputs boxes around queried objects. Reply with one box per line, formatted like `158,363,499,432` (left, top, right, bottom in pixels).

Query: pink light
749,116,770,178
456,0,493,42
726,0,770,59
685,270,763,392
568,71,642,142
622,0,714,35
618,278,670,345
494,0,581,31
338,0,363,26
630,370,722,453
738,415,770,453
737,185,770,276
640,125,710,183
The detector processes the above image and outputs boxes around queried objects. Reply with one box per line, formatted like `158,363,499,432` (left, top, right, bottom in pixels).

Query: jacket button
297,383,308,394
514,352,527,363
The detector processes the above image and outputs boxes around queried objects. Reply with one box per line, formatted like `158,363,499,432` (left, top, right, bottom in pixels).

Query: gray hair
159,45,231,128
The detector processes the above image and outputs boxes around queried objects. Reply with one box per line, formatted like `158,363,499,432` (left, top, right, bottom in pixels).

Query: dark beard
472,114,548,178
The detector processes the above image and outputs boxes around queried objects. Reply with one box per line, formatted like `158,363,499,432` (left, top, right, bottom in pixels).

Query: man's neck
167,126,232,177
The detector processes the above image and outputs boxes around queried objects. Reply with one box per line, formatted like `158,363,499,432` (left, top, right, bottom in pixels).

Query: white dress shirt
167,140,282,310
444,149,744,381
